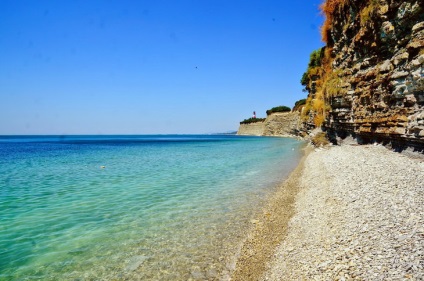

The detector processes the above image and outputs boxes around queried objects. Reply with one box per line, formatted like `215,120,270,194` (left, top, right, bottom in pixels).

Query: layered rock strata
312,0,424,150
237,112,300,137
237,121,266,136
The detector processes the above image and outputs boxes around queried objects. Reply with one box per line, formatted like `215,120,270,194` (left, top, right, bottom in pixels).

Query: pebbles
263,145,424,281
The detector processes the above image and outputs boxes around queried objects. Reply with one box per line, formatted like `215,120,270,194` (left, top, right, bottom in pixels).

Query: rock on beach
263,144,424,281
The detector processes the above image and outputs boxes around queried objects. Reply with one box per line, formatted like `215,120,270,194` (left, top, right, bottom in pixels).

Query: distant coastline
237,112,301,137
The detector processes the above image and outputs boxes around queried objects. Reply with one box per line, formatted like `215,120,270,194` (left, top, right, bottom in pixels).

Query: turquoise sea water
0,135,304,280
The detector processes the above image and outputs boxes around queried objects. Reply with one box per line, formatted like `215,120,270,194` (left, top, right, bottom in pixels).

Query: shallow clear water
0,135,304,280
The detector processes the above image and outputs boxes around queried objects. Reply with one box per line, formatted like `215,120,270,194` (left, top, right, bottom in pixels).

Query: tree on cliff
300,47,325,93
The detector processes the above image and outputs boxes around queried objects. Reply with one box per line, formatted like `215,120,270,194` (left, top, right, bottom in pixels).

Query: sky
0,0,325,135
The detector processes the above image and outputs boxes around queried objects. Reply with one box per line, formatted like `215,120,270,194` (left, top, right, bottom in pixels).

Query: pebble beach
232,144,424,281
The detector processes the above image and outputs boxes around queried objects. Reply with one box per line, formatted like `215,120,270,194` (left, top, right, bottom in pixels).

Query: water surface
0,135,304,280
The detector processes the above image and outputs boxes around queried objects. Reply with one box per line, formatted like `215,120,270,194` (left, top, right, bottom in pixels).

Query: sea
0,135,304,280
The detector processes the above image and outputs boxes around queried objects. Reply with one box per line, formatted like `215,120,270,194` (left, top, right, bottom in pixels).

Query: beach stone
125,255,149,272
262,145,424,281
206,268,219,279
379,60,393,73
191,268,206,279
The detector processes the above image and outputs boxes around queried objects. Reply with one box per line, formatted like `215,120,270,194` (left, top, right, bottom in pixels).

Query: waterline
0,135,304,280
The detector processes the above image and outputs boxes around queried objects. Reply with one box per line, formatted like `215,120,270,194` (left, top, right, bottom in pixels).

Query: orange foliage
312,98,325,113
314,114,325,127
302,0,354,127
322,47,333,74
320,0,349,43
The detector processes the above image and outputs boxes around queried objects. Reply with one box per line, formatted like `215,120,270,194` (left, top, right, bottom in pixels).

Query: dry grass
323,69,346,97
312,90,326,127
313,114,326,127
311,132,330,146
320,0,350,43
301,97,313,121
307,66,325,90
322,47,334,74
312,97,325,113
301,45,335,127
307,0,381,130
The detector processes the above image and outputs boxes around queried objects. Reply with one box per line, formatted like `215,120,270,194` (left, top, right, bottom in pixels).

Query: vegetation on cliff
320,0,350,44
300,46,333,127
266,106,291,115
240,105,293,125
240,118,266,124
300,48,325,93
293,99,307,112
300,0,424,145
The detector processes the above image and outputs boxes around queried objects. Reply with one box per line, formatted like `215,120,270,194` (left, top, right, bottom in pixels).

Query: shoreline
230,144,313,280
231,144,423,280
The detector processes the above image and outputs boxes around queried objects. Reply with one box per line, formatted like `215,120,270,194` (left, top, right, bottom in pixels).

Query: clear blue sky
0,0,324,135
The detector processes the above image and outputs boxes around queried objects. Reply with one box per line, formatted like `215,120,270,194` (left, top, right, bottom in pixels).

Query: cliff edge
237,112,300,137
301,0,424,151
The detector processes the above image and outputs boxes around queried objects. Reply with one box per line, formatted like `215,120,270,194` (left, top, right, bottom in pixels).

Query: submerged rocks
124,255,149,272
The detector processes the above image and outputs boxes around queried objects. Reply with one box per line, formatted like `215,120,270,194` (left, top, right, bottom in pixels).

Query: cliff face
237,112,300,136
304,0,424,149
263,112,301,136
237,121,266,136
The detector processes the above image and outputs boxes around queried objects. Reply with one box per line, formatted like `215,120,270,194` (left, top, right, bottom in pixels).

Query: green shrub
293,99,307,111
308,48,325,68
266,106,291,115
240,118,266,124
323,69,345,97
300,72,309,87
301,47,326,91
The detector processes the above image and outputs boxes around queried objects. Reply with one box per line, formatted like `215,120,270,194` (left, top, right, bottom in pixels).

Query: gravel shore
230,145,311,281
262,144,424,281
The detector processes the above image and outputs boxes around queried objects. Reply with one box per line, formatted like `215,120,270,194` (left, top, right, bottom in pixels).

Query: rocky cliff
237,121,266,136
302,0,424,150
237,112,300,136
